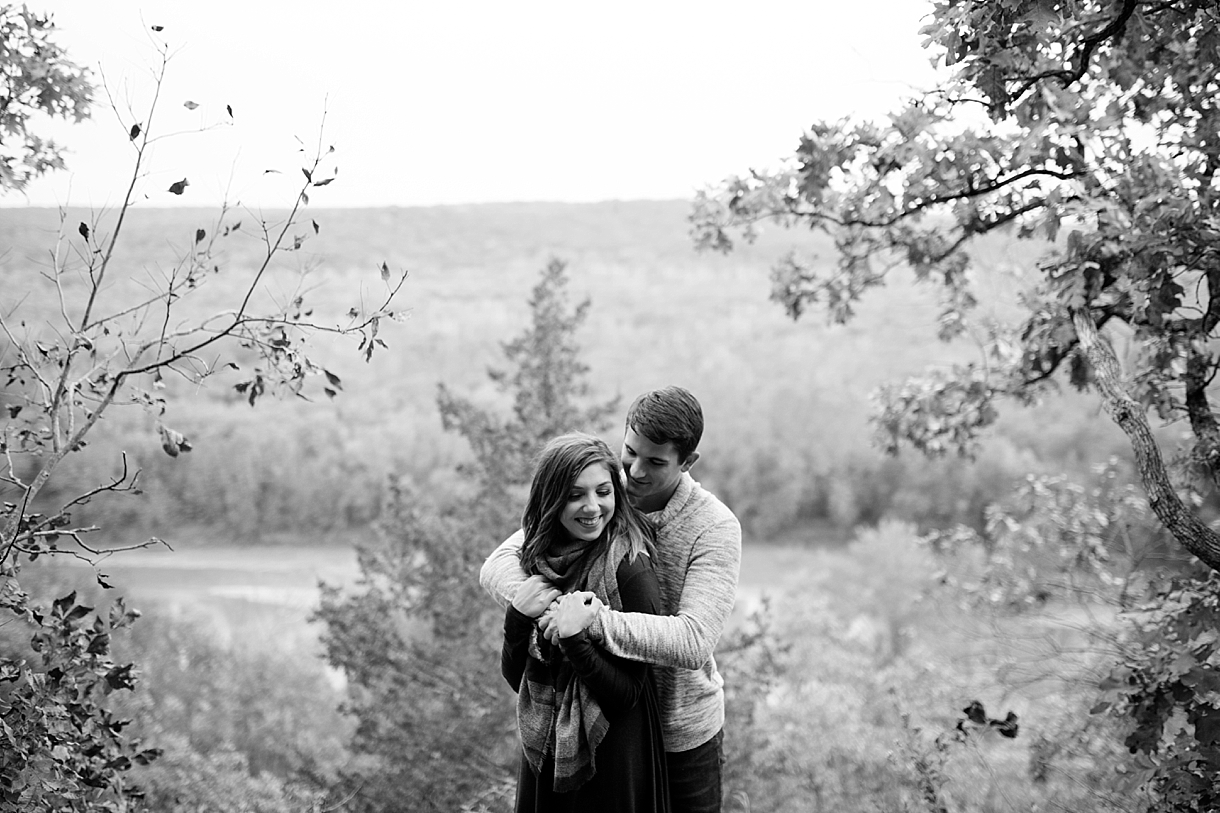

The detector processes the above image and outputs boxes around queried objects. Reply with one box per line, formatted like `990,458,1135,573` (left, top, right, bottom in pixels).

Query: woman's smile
561,464,615,541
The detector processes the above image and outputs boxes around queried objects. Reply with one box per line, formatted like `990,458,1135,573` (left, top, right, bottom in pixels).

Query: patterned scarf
516,529,629,793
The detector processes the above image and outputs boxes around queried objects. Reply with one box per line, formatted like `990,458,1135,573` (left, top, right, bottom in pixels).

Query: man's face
620,425,696,512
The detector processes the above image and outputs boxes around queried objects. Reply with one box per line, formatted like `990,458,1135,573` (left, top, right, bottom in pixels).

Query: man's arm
557,558,660,719
591,516,741,670
478,528,528,609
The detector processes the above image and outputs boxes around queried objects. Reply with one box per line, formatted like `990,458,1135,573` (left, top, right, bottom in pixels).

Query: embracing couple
480,385,742,813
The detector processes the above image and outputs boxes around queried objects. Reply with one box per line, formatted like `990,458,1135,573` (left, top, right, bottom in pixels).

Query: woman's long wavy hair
519,432,654,577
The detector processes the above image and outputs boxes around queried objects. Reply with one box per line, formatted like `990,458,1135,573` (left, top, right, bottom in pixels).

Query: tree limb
1010,0,1140,102
1072,307,1220,572
1184,350,1220,486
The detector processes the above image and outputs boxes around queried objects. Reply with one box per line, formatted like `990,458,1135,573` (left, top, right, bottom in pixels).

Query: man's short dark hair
625,386,704,463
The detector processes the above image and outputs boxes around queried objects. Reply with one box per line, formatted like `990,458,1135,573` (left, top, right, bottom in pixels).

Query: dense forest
1,202,1127,546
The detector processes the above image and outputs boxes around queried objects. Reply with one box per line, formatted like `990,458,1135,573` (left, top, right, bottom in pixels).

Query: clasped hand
512,577,604,641
547,591,605,640
511,575,561,618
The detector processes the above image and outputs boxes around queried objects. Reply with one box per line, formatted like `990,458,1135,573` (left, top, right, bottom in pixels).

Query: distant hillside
1,200,957,434
0,201,1126,543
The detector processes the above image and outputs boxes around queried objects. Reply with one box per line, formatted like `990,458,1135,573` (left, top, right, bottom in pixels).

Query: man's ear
680,451,700,472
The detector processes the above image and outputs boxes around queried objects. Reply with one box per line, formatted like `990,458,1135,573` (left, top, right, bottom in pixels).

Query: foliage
129,740,326,813
715,597,792,811
922,457,1220,810
315,480,512,813
891,702,1023,813
0,28,407,810
109,608,352,789
436,257,619,507
0,590,156,812
315,259,615,811
710,522,1127,813
0,5,91,192
691,0,1220,570
2,564,353,813
694,7,1220,799
3,202,1126,547
924,457,1175,608
1096,573,1220,812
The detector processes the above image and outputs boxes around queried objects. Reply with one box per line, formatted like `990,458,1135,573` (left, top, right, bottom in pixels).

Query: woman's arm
501,606,535,692
557,555,662,717
500,576,563,691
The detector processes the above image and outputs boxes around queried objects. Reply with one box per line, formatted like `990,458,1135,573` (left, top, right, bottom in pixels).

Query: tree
437,258,619,511
692,0,1220,572
0,5,91,192
690,1,1220,805
315,258,617,812
0,27,407,810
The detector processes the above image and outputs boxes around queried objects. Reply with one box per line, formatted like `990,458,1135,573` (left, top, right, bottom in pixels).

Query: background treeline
2,213,1203,811
1,202,1132,545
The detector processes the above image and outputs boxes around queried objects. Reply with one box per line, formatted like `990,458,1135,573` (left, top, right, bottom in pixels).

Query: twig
120,149,329,377
81,49,168,333
319,783,363,813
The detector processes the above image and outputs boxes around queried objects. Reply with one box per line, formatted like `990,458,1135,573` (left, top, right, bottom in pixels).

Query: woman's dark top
501,553,669,813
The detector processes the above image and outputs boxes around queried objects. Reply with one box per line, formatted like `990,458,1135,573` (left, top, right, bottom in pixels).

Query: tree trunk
1071,308,1220,573
1184,347,1220,485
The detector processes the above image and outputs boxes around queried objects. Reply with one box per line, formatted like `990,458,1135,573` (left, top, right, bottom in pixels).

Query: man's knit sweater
479,472,741,753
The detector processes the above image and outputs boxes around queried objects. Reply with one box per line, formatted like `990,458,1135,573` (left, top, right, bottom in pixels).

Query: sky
10,0,940,209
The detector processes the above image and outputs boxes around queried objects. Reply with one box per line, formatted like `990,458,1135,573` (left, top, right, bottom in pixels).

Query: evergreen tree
437,258,618,509
315,258,617,812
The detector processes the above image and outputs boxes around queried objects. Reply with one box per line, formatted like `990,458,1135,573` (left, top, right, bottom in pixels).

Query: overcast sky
11,0,939,209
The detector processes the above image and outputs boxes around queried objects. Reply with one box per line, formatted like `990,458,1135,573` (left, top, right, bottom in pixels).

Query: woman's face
559,462,615,543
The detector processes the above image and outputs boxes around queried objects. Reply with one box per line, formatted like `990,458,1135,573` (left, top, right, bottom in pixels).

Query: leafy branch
1,46,409,562
1,19,413,810
1008,0,1140,103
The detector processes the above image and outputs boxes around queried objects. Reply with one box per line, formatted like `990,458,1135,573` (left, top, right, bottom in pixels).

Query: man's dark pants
667,729,724,813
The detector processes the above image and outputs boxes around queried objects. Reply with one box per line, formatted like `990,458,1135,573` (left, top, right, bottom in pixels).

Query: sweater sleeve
500,605,535,692
558,555,661,718
592,515,741,670
479,528,527,610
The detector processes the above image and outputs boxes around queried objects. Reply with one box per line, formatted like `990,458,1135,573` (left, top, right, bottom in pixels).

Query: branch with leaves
1,38,409,564
0,21,410,810
0,7,91,191
690,0,1220,573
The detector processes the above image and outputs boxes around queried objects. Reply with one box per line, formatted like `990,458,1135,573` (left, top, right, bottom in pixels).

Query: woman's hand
512,575,561,618
552,591,605,639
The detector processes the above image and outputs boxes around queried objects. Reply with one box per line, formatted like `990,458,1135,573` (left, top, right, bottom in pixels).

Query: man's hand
511,575,561,619
552,591,605,639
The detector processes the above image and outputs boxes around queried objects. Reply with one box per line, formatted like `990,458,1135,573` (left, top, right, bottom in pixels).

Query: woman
501,432,669,813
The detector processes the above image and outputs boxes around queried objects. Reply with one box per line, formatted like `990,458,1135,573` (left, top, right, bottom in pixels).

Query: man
479,385,742,813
